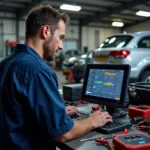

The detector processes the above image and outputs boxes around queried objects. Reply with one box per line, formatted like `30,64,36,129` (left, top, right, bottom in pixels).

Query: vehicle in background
62,49,82,78
63,49,82,60
0,57,5,62
55,50,64,70
72,50,94,83
92,31,150,83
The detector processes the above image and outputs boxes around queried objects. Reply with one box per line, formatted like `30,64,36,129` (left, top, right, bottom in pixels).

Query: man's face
43,20,66,61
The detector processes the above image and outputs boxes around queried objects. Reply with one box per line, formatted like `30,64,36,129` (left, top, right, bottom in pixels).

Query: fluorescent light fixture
60,4,81,11
112,22,124,27
136,10,150,17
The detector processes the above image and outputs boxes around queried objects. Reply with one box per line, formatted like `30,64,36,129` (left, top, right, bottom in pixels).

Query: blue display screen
85,69,124,102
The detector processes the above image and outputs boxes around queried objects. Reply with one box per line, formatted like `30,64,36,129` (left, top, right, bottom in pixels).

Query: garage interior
0,0,150,88
1,0,150,150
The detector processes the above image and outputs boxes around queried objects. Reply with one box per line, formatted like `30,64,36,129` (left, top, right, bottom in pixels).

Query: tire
74,77,81,83
140,70,150,82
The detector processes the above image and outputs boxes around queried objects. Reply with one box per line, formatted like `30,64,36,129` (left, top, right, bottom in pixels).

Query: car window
88,52,92,58
74,51,79,55
99,35,133,48
65,51,70,55
138,36,150,48
64,50,82,59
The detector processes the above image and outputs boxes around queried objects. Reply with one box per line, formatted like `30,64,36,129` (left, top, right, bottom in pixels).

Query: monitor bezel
82,64,130,108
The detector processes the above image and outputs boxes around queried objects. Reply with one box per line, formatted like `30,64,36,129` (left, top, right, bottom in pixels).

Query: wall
19,20,25,42
0,19,121,56
0,19,16,57
124,20,150,33
3,19,16,41
17,20,121,52
82,26,121,51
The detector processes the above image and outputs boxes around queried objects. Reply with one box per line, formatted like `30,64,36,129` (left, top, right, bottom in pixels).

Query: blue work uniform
0,44,74,150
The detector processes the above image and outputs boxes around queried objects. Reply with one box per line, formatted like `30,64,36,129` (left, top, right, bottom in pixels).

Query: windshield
99,35,133,48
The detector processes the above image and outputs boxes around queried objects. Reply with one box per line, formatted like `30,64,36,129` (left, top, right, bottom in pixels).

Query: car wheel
74,77,81,83
140,70,150,83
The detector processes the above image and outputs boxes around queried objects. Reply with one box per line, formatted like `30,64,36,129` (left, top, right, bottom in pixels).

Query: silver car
92,31,150,83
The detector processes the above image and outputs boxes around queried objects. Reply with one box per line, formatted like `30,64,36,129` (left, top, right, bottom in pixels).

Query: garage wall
19,21,79,41
82,26,121,51
124,20,150,33
0,19,126,56
0,19,16,57
18,20,121,51
3,19,16,41
19,20,25,40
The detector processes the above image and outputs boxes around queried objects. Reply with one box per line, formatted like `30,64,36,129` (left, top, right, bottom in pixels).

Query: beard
43,37,55,61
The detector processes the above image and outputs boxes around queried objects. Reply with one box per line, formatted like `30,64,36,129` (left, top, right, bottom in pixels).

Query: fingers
93,111,112,119
66,106,80,115
70,106,80,113
105,118,113,123
100,112,112,120
66,106,79,111
71,108,80,116
90,111,113,128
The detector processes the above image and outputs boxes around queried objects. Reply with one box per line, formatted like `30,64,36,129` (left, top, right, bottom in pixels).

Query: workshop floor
54,70,67,89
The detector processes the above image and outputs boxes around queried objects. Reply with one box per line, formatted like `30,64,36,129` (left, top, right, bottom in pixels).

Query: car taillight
109,50,130,58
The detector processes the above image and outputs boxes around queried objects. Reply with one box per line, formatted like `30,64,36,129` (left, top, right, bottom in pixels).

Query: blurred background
1,0,150,88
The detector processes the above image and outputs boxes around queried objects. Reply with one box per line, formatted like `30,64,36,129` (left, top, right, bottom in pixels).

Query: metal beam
16,13,19,42
45,0,108,10
78,20,82,50
108,16,138,22
99,0,126,3
124,17,150,28
18,0,43,19
0,6,17,13
18,0,113,19
69,22,119,29
0,16,16,20
68,13,123,25
81,0,148,25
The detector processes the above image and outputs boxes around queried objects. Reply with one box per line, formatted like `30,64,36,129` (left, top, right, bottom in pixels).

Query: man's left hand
66,106,80,116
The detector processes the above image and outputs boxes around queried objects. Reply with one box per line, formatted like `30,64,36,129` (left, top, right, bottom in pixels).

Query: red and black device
129,105,150,120
113,131,150,150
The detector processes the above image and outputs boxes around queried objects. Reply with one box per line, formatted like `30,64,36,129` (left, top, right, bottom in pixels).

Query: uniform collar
15,44,42,60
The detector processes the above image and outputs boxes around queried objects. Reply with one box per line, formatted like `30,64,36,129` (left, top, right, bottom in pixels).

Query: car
62,49,82,79
72,50,93,82
92,31,150,83
0,57,5,62
55,50,64,69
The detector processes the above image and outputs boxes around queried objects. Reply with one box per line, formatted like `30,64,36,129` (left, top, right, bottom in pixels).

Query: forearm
56,117,94,143
56,111,112,143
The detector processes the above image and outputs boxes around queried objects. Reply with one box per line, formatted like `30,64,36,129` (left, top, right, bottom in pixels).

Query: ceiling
0,0,150,28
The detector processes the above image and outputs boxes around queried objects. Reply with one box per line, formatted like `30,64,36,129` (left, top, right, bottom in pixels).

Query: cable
96,138,114,150
136,125,150,131
139,119,150,126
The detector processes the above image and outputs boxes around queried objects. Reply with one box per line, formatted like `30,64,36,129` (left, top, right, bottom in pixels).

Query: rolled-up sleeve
24,69,74,138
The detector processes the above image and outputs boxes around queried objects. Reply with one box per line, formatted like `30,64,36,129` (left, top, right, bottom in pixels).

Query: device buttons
92,106,100,111
124,136,130,140
136,135,141,138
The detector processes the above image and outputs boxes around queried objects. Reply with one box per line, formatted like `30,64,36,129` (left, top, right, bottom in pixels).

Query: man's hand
66,106,80,116
89,111,113,128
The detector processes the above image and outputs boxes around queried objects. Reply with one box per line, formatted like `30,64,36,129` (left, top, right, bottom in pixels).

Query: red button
92,106,100,111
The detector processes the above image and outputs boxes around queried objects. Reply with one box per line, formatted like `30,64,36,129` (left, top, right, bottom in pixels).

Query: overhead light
60,4,81,11
112,22,124,27
136,10,150,17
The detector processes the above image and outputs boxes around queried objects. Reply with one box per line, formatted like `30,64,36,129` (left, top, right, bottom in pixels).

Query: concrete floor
54,70,68,89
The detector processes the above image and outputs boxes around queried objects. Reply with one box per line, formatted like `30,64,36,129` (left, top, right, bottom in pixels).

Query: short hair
25,4,69,38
